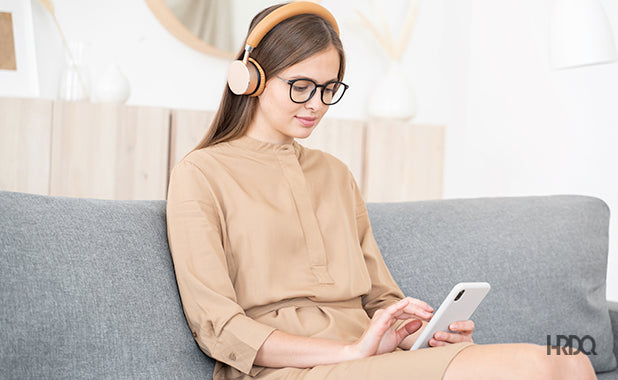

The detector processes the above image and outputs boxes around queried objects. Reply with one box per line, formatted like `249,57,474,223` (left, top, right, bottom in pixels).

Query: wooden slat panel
50,102,170,200
0,97,53,195
301,117,366,190
168,109,215,173
364,121,444,202
115,105,170,199
3,96,445,203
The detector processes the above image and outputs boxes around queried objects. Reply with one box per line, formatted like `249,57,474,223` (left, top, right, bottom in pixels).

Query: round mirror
145,0,294,59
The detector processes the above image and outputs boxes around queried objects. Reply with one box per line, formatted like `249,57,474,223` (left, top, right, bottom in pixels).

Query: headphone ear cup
226,57,266,96
247,58,266,97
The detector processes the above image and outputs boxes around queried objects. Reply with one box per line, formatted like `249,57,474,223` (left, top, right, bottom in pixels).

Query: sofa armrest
610,301,618,360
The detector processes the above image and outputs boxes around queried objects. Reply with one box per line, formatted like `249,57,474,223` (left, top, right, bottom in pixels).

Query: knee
551,350,595,380
539,345,595,380
517,344,560,379
444,343,595,380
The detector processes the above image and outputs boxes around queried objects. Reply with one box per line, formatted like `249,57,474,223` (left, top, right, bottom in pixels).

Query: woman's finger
449,320,475,333
403,297,434,312
429,338,450,347
431,330,474,346
429,318,476,346
385,298,411,314
368,300,409,334
396,304,433,321
434,331,464,343
396,319,423,341
384,298,433,321
381,298,434,322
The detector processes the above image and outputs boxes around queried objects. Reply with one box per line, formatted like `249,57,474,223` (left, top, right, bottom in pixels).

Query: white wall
31,0,231,110
30,0,446,120
29,0,617,300
441,0,618,301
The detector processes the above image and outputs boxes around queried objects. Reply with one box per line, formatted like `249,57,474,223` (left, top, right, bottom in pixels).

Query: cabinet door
1,97,444,202
364,120,444,202
168,109,215,174
49,102,170,200
0,97,53,195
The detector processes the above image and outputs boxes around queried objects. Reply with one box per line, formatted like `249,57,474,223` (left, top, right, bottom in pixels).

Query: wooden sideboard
0,97,444,202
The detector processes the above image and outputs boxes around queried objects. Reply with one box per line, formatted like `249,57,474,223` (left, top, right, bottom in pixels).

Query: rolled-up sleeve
349,172,405,317
166,159,276,374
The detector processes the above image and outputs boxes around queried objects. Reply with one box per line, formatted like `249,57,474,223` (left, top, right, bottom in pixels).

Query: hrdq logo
546,335,597,355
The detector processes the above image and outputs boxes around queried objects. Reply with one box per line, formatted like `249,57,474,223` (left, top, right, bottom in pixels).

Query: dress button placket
276,146,334,284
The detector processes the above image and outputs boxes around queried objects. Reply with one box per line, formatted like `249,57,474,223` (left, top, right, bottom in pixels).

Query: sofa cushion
0,191,214,378
368,195,616,373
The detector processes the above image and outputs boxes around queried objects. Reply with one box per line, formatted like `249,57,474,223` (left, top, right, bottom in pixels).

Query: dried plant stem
377,14,397,59
39,0,90,99
355,9,396,60
394,1,419,61
355,0,421,61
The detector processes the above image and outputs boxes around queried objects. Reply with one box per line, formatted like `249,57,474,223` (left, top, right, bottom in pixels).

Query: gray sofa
1,190,617,379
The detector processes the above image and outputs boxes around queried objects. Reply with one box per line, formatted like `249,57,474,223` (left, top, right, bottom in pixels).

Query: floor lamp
549,0,617,69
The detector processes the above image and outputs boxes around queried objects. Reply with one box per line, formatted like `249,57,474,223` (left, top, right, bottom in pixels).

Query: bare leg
443,343,595,380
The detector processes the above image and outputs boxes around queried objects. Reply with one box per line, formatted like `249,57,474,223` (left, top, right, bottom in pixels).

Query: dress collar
227,134,303,158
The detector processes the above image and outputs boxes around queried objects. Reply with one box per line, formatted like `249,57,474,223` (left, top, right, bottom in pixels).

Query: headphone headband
227,1,340,97
245,2,339,50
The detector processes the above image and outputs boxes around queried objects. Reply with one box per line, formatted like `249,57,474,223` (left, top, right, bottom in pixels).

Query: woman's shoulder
169,145,227,179
175,142,232,167
299,143,352,175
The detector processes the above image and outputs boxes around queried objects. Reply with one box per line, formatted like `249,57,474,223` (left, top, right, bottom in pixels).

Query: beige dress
166,135,471,379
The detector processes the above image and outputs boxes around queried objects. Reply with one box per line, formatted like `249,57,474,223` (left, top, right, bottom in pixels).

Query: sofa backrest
368,195,616,373
0,191,214,378
1,192,615,376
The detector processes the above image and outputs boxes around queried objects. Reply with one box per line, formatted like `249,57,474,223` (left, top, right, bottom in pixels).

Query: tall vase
58,41,90,102
368,60,417,120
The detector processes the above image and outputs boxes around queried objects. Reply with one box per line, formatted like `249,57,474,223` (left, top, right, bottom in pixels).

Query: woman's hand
428,320,475,347
345,297,433,359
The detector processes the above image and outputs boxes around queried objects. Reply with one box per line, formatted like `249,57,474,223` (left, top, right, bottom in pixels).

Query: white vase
368,60,417,120
93,63,131,104
58,41,90,102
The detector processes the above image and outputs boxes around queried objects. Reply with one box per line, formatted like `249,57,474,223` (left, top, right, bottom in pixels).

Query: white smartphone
410,282,490,350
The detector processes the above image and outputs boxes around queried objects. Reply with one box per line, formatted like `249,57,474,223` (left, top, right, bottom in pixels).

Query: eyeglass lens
290,80,346,105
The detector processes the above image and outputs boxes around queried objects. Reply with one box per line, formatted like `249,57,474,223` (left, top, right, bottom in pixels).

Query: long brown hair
194,3,346,150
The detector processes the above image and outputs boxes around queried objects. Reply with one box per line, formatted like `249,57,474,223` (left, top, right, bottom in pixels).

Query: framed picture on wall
0,0,39,98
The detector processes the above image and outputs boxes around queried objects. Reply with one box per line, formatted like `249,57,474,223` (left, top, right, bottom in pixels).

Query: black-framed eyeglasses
276,76,349,105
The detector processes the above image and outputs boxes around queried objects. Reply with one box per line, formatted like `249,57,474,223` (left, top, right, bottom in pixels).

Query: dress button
192,331,197,338
228,352,237,361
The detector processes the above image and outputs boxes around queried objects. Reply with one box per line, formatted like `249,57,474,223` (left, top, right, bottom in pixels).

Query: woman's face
246,45,341,144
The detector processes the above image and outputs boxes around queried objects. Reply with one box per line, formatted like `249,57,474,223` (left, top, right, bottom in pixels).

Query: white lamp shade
549,0,617,69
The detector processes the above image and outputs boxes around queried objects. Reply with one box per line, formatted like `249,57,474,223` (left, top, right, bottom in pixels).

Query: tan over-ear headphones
227,1,340,97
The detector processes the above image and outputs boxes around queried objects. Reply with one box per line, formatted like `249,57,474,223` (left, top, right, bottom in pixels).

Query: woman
166,3,595,379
